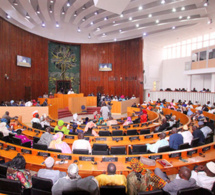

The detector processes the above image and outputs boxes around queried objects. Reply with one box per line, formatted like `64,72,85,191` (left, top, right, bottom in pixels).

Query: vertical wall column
187,75,192,91
211,73,215,92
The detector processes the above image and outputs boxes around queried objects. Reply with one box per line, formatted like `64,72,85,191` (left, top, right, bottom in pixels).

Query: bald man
155,167,196,195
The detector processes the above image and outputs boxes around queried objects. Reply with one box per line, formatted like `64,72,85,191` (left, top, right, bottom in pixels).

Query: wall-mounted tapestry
48,42,80,94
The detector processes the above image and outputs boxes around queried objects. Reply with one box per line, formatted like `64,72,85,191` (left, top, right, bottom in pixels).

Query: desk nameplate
187,149,198,156
21,149,32,154
112,137,123,141
65,135,74,139
125,157,139,162
149,155,162,160
102,157,118,162
58,155,72,160
169,152,181,158
7,145,16,150
96,137,107,141
38,152,50,157
144,135,153,139
79,156,94,161
202,146,211,152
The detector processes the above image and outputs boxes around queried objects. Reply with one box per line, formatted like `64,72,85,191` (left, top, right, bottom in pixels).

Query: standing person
107,102,112,118
2,111,17,126
97,92,101,107
100,102,110,120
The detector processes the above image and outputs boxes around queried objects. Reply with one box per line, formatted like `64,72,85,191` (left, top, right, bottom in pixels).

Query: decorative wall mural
48,42,80,94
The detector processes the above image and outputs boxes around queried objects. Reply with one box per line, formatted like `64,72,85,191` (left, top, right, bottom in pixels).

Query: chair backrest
33,143,48,151
0,164,7,178
0,132,4,140
100,186,126,195
33,136,40,143
63,190,90,195
99,131,111,136
0,178,22,195
205,135,213,144
177,186,213,195
33,122,43,130
112,130,123,136
112,126,120,130
133,124,140,128
132,145,147,154
140,129,150,135
48,148,62,153
110,146,126,155
157,145,171,153
179,143,190,150
138,189,164,195
73,149,89,154
123,125,130,129
191,138,200,147
32,176,53,194
92,144,108,151
12,137,22,146
127,129,138,135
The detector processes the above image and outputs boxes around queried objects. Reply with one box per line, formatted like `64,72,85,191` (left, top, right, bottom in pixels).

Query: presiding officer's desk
0,140,214,177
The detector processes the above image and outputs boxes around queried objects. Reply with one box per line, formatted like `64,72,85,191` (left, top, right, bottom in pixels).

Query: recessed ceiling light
172,26,176,30
26,13,30,19
187,16,190,19
148,14,152,18
88,34,91,39
90,21,94,25
181,7,185,11
74,12,77,17
138,6,143,10
41,21,45,27
13,0,18,6
113,21,116,24
179,16,183,19
172,8,176,12
102,33,106,36
56,22,59,28
104,17,108,21
161,0,165,4
62,8,65,15
6,14,11,19
136,24,139,27
207,19,212,24
82,17,86,21
114,38,117,41
129,17,132,21
156,20,159,23
82,5,86,10
97,27,101,31
49,6,53,13
67,0,70,7
77,27,81,32
50,0,54,3
94,11,98,15
36,5,40,14
143,32,147,36
119,29,122,33
120,14,123,18
204,0,208,7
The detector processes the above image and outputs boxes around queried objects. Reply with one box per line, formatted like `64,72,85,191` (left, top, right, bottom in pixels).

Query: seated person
41,99,48,106
70,113,81,125
131,103,137,107
40,114,51,129
168,116,176,127
83,117,89,125
84,121,98,136
49,132,71,154
146,133,169,153
37,157,66,184
169,128,183,150
52,163,99,195
123,117,133,126
155,118,169,132
96,117,107,126
71,132,92,154
187,108,194,116
0,121,10,137
178,125,193,145
2,111,17,126
38,127,53,146
31,111,41,125
95,163,127,190
140,113,147,123
106,117,118,126
54,120,69,135
198,121,212,138
155,167,196,195
192,125,205,145
15,129,33,147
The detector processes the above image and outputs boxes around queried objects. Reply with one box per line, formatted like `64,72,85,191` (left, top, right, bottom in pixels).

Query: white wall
191,74,211,91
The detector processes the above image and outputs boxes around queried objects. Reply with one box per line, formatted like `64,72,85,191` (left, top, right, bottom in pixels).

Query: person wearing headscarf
123,117,133,126
32,100,37,106
52,163,99,195
0,122,10,137
96,117,107,126
127,158,167,195
15,129,33,147
54,120,69,135
49,132,71,154
187,108,193,116
84,121,98,136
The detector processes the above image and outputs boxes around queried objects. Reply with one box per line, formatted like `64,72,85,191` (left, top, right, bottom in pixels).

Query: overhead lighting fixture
97,27,101,31
56,22,59,28
6,14,11,19
138,6,143,10
62,7,65,15
13,0,18,6
156,19,159,23
26,13,30,19
36,5,40,14
172,8,176,12
90,21,94,25
94,11,98,15
77,27,81,32
204,0,208,7
82,17,86,21
102,33,106,37
161,0,165,4
136,24,139,27
119,29,122,33
104,17,108,21
143,32,147,36
74,12,77,17
50,0,54,3
113,21,116,24
67,0,70,7
148,14,152,18
41,21,45,27
129,17,132,21
172,26,176,30
49,5,53,13
88,34,91,39
187,16,190,19
82,5,86,10
179,16,183,19
120,14,123,18
114,38,117,41
181,7,185,11
207,19,212,24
